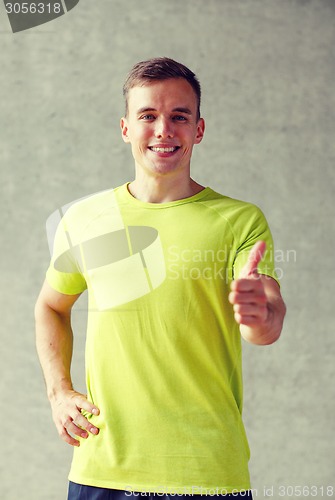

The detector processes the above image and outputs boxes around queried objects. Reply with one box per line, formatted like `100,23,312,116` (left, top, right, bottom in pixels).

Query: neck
127,173,205,203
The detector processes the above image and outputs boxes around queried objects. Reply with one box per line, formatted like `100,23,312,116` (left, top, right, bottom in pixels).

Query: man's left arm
228,240,286,345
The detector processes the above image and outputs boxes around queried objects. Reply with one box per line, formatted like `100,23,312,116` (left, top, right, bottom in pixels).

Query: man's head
120,58,205,181
123,57,201,121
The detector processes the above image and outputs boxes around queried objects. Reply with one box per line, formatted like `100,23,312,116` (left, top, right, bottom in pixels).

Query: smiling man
121,78,205,198
35,57,286,500
120,70,205,202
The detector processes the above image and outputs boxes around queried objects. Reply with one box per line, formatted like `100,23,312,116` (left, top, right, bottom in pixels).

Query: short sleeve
232,205,280,285
46,211,87,295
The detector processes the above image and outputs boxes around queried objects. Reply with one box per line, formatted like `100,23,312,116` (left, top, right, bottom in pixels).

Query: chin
152,164,181,176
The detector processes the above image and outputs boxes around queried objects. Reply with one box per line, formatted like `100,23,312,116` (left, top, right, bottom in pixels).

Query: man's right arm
34,279,100,447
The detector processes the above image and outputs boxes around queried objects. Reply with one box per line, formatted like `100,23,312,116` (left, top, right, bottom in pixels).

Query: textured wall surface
1,1,334,499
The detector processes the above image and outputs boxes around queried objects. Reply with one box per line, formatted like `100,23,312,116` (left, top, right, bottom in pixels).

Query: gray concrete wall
1,1,334,499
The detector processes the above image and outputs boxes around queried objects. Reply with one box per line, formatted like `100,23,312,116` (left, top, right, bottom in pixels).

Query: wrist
47,378,73,402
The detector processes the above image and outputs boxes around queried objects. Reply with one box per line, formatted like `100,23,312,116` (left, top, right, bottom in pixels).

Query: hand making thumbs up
228,239,286,345
228,240,269,327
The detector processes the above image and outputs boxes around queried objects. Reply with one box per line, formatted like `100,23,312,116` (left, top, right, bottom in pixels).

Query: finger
229,290,267,306
75,414,100,435
230,278,265,293
58,425,81,447
234,312,265,326
65,420,89,439
240,240,266,278
72,394,100,417
66,411,100,436
234,308,268,326
233,303,267,319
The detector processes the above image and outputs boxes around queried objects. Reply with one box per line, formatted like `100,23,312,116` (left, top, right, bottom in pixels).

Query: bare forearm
35,302,74,401
34,283,99,446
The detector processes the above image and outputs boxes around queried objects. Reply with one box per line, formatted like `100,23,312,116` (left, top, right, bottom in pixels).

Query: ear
120,117,130,143
194,118,205,145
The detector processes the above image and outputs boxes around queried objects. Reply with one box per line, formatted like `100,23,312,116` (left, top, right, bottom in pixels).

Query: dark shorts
67,482,253,500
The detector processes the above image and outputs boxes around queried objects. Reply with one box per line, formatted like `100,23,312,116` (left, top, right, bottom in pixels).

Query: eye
173,115,187,121
140,114,155,121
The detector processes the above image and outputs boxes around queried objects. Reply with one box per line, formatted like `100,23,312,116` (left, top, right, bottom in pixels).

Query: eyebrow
136,106,193,115
172,107,193,115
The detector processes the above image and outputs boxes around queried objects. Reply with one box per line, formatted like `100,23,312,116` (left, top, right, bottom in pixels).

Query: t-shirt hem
68,473,251,495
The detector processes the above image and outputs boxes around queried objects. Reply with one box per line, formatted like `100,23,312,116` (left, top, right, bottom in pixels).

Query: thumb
240,240,267,278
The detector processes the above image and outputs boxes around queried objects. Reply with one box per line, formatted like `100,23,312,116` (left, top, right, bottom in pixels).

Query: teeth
150,147,177,153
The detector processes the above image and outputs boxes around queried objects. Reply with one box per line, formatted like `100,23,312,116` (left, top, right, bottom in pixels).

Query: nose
154,117,174,139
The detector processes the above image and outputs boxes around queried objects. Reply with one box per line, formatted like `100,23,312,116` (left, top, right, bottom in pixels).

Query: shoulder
61,186,120,221
46,184,125,250
200,188,272,245
201,188,265,221
56,184,127,227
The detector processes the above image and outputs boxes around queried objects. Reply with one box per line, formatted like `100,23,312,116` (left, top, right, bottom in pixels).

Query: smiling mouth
148,146,180,153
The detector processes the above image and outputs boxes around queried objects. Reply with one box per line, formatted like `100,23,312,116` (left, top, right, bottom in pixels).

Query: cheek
133,129,151,147
181,130,197,147
182,138,195,153
131,137,149,155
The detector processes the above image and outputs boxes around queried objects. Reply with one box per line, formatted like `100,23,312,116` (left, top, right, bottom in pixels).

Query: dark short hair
123,57,201,120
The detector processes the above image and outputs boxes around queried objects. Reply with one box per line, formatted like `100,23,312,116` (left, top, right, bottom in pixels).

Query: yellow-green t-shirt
46,183,279,494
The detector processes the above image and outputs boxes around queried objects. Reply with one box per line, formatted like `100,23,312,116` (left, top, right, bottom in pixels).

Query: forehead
127,78,198,114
